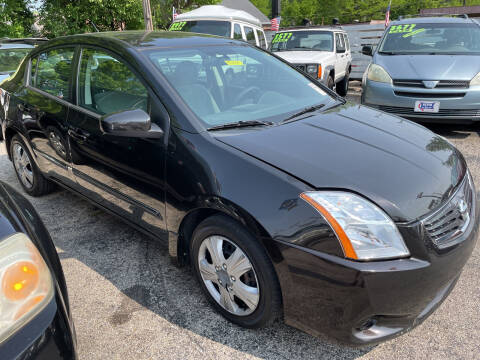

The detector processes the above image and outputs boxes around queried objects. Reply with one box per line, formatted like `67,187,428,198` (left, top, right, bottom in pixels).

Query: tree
39,0,144,38
0,0,35,38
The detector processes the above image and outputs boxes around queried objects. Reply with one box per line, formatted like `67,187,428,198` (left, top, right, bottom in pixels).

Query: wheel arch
171,197,280,269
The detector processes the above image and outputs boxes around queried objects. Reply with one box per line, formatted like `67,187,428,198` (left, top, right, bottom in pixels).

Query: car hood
375,54,480,80
274,51,332,64
214,103,466,222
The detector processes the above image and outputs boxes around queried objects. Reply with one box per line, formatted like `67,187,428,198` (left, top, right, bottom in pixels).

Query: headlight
306,64,322,79
470,72,480,86
367,64,392,84
0,233,53,343
306,64,317,74
300,192,409,260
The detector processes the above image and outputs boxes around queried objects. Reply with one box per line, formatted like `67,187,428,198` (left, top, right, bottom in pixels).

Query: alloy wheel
12,143,34,189
197,235,260,316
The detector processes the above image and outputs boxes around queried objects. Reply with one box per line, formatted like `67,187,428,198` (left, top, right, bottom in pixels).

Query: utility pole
142,0,153,31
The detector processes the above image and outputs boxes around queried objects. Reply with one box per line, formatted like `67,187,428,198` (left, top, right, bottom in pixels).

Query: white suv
270,27,352,96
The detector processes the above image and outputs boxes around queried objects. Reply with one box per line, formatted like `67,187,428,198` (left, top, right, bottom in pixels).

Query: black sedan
0,31,477,345
0,181,76,359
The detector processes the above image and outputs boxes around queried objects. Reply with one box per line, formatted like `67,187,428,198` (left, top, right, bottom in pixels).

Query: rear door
67,47,168,238
16,47,77,187
334,32,348,81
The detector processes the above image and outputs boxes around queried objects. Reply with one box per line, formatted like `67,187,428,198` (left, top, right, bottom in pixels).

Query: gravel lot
1,88,479,359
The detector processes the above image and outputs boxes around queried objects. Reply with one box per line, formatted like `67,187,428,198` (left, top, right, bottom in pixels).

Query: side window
343,34,350,51
30,57,38,87
78,49,148,115
335,33,345,53
243,26,256,45
233,23,242,40
256,29,266,48
35,48,74,100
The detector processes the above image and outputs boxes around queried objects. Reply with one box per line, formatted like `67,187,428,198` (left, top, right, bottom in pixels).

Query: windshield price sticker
272,32,293,44
225,60,243,66
389,24,425,38
170,22,186,31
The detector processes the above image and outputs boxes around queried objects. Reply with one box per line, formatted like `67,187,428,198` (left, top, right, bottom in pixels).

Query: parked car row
1,27,477,354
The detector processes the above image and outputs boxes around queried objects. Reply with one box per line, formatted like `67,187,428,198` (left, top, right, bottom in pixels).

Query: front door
67,48,168,238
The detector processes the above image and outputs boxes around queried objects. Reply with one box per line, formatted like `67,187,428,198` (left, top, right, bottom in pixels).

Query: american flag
271,16,281,31
385,0,392,28
173,7,178,20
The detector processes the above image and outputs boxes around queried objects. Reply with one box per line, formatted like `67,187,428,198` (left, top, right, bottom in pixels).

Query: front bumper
362,79,480,121
0,291,77,360
276,194,478,345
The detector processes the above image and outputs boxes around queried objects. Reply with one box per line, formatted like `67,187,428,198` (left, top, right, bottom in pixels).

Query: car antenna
86,19,100,32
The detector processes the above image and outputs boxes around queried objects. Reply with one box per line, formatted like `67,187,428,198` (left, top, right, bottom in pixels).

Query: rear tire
336,69,350,97
10,135,55,196
190,214,282,328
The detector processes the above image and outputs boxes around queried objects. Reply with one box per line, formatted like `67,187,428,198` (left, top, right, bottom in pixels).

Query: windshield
379,22,480,54
169,20,231,37
271,31,334,52
147,45,331,127
0,48,31,74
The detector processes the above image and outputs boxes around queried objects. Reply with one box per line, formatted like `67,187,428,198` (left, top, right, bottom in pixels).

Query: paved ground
1,88,479,359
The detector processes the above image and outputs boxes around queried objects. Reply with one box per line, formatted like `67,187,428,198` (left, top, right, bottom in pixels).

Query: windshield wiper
207,120,274,131
281,104,326,123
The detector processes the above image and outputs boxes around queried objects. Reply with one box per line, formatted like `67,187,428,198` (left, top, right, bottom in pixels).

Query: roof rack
0,37,48,45
397,14,469,20
279,25,344,31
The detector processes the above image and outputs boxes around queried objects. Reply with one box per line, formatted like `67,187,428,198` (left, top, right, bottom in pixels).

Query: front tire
327,75,335,91
190,215,282,328
10,135,55,196
336,69,350,97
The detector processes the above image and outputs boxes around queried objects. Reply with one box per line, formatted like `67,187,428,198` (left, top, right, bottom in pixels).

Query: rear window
0,48,31,74
169,20,231,37
244,26,256,45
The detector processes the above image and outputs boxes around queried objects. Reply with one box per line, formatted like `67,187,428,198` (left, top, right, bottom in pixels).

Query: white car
170,5,268,49
270,27,352,96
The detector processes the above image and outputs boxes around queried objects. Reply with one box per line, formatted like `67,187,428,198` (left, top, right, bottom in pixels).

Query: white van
169,5,268,49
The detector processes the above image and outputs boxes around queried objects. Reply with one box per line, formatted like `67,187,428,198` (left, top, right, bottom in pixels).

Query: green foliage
0,0,35,38
252,0,480,26
39,0,144,38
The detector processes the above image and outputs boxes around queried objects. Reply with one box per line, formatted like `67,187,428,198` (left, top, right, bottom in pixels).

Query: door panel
16,48,76,187
68,48,167,238
335,33,347,81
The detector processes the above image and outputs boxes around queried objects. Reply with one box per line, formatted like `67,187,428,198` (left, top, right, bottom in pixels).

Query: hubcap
198,235,260,316
12,143,34,189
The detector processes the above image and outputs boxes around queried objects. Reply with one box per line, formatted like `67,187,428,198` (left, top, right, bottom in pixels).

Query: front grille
376,105,480,118
294,64,306,72
393,91,466,98
393,79,469,89
422,173,475,249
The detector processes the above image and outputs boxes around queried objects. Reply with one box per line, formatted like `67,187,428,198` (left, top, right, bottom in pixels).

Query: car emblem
423,81,439,89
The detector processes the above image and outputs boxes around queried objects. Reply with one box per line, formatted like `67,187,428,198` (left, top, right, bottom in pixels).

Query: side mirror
362,45,373,56
100,109,163,139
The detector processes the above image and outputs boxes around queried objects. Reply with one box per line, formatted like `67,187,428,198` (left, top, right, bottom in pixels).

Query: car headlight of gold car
0,233,54,343
301,191,410,260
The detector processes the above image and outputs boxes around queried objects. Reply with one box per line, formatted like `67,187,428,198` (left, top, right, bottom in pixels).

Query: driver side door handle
68,129,89,142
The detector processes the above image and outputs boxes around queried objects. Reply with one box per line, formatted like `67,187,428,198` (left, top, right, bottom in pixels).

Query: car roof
33,30,245,52
0,43,34,49
175,5,262,27
391,16,476,25
277,27,345,33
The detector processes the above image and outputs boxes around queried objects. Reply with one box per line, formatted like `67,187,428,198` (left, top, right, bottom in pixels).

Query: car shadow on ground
0,145,373,359
423,122,480,139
